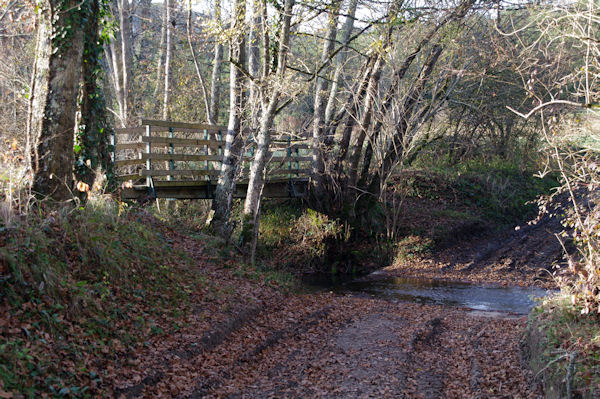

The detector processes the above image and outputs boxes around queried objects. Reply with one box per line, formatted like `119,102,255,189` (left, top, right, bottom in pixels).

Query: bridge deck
113,119,310,200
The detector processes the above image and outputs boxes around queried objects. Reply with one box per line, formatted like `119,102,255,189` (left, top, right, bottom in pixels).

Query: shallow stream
305,273,550,315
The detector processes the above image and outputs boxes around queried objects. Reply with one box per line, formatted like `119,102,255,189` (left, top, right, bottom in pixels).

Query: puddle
305,274,550,314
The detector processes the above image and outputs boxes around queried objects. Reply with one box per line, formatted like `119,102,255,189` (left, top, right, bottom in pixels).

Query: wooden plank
116,174,143,181
141,136,226,147
141,153,223,162
114,127,146,135
269,168,311,175
271,143,311,151
141,119,227,131
120,179,309,200
239,156,311,162
116,126,218,134
140,169,221,177
270,156,312,162
115,159,144,167
115,142,145,150
153,180,211,187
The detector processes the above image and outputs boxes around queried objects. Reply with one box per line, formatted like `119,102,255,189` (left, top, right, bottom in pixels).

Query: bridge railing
112,119,311,189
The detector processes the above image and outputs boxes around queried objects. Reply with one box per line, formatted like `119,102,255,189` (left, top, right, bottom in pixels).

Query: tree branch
506,100,596,119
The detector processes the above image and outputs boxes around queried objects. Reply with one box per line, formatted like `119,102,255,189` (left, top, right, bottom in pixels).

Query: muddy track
113,304,265,399
111,219,544,398
112,293,541,398
196,302,539,399
389,210,565,288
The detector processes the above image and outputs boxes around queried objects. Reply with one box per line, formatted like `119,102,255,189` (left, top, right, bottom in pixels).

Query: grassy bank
0,197,294,398
527,294,600,398
240,157,559,276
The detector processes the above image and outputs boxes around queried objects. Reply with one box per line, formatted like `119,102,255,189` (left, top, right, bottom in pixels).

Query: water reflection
305,274,550,314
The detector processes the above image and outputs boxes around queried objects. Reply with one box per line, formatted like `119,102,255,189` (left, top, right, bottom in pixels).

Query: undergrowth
405,156,559,224
0,198,213,397
530,294,600,398
258,201,392,275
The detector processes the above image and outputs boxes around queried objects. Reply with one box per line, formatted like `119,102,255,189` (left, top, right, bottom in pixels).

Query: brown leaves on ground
1,211,542,398
112,294,541,398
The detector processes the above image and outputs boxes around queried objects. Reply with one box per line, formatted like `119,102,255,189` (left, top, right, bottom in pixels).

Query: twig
506,100,591,119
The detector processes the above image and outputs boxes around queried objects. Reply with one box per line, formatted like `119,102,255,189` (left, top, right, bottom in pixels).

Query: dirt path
388,214,563,289
113,292,541,398
111,218,546,398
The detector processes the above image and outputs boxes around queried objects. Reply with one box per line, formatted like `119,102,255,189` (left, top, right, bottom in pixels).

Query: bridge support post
110,129,116,164
145,124,152,187
168,127,174,181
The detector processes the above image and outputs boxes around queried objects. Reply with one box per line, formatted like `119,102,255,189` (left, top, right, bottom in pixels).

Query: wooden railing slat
140,153,223,162
115,142,145,150
116,174,143,181
115,159,145,167
270,156,312,162
114,127,146,135
141,136,226,147
140,169,221,177
269,168,311,175
140,119,227,131
114,121,312,194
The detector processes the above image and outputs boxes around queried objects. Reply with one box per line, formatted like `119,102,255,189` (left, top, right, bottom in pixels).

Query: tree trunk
240,0,295,248
211,0,247,237
118,0,134,125
162,0,172,120
359,0,476,188
187,0,212,120
367,45,444,196
209,0,223,124
76,0,114,192
106,41,125,126
311,0,340,199
332,56,375,176
153,0,167,100
248,0,262,130
324,0,358,128
29,0,85,200
346,54,384,186
240,106,274,245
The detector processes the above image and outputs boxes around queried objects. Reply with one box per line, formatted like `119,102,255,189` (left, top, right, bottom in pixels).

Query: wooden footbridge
113,120,311,200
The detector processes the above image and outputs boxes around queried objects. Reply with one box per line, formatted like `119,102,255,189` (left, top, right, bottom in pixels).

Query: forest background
0,0,599,396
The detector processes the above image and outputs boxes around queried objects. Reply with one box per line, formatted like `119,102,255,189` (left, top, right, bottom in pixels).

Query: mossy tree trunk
29,0,86,200
76,0,114,193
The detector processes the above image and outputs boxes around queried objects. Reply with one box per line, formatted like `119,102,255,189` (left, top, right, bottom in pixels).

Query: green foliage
531,294,600,397
406,156,559,224
257,201,392,275
0,199,206,397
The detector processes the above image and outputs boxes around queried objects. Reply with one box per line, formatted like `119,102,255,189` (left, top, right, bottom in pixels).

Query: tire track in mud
114,295,541,398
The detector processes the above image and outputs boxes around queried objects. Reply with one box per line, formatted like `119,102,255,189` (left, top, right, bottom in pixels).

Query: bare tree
162,0,172,120
241,0,296,255
209,0,224,124
186,0,212,121
104,0,135,127
153,0,167,100
324,0,359,127
210,0,247,236
311,0,341,197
